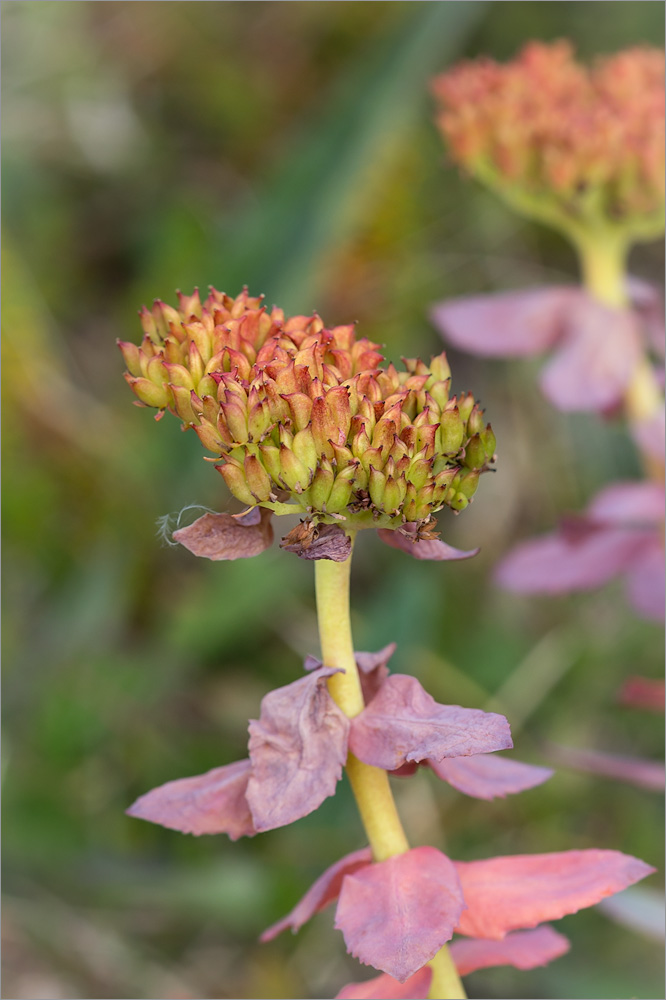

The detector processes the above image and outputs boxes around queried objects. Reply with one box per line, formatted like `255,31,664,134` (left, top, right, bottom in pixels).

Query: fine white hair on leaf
156,504,218,546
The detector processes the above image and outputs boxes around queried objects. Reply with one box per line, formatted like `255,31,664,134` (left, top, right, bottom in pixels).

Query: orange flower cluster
432,42,665,233
119,288,494,525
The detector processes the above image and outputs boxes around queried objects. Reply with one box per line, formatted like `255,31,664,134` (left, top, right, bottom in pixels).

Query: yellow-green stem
314,542,466,1000
575,232,664,478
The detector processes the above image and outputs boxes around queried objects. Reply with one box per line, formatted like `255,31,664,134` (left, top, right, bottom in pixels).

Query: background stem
314,545,467,1000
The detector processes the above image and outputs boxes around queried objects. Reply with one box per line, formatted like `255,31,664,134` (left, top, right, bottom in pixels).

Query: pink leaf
356,643,397,705
126,759,256,839
335,967,432,1000
173,507,273,560
335,847,465,983
539,297,641,411
431,287,574,357
378,525,478,562
260,847,372,942
546,744,665,793
449,926,570,976
429,753,553,800
625,539,665,623
349,674,512,771
628,276,666,358
455,850,656,939
350,675,512,770
495,525,647,594
587,481,665,526
246,668,350,831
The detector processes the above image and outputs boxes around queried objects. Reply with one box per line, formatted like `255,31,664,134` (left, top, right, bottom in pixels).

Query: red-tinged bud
194,421,224,453
368,466,387,507
327,465,356,513
371,418,396,458
259,443,282,481
125,374,169,409
220,396,248,442
434,467,458,490
201,395,218,425
220,347,252,380
325,386,352,444
117,340,142,377
244,453,272,501
177,288,202,319
467,403,485,436
186,322,213,367
383,475,407,514
218,461,255,506
458,468,480,498
311,396,335,460
278,445,310,492
416,423,438,456
357,396,377,426
402,497,419,521
165,384,196,423
463,434,488,470
438,406,465,455
139,306,159,341
310,464,335,509
292,428,318,473
163,362,194,390
284,392,313,432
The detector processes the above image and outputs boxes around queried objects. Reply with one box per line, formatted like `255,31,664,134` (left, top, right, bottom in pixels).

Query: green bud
439,407,465,454
292,428,318,473
383,475,407,514
463,434,487,470
310,464,335,509
279,445,310,492
481,423,496,460
218,461,255,506
368,466,387,507
259,443,282,481
466,403,485,436
458,468,480,499
327,465,356,513
458,392,475,424
244,453,272,501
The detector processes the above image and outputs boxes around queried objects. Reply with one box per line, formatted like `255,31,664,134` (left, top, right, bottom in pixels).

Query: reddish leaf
261,847,372,942
281,521,352,561
455,850,656,939
349,674,512,771
173,507,273,560
431,287,574,357
539,297,641,411
546,744,665,793
335,967,432,1000
247,668,350,831
618,676,665,713
126,759,256,839
495,525,648,594
378,525,478,562
429,753,552,800
628,276,666,358
449,926,570,976
335,847,465,983
356,643,396,705
625,539,665,623
587,481,665,526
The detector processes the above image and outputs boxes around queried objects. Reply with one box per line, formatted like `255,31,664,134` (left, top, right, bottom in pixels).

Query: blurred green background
2,3,664,998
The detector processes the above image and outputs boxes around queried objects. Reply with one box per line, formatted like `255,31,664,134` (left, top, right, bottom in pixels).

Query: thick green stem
575,232,664,479
314,543,466,1000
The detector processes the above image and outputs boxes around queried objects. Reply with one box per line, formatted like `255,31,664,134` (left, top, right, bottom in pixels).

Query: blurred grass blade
220,2,487,310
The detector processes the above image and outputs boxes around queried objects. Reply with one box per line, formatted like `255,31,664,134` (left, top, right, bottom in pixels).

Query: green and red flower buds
119,288,495,529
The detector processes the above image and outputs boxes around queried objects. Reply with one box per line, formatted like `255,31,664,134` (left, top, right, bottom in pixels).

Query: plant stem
314,542,467,1000
575,232,664,478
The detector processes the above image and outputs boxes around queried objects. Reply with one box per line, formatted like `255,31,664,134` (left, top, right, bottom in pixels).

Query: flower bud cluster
119,288,495,527
432,42,665,234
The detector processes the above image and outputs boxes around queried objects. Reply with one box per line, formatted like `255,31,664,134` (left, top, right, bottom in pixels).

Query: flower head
432,42,665,242
119,288,495,538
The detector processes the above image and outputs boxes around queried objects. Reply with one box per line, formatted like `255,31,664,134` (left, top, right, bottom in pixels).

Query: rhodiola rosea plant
118,288,655,999
431,42,665,624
